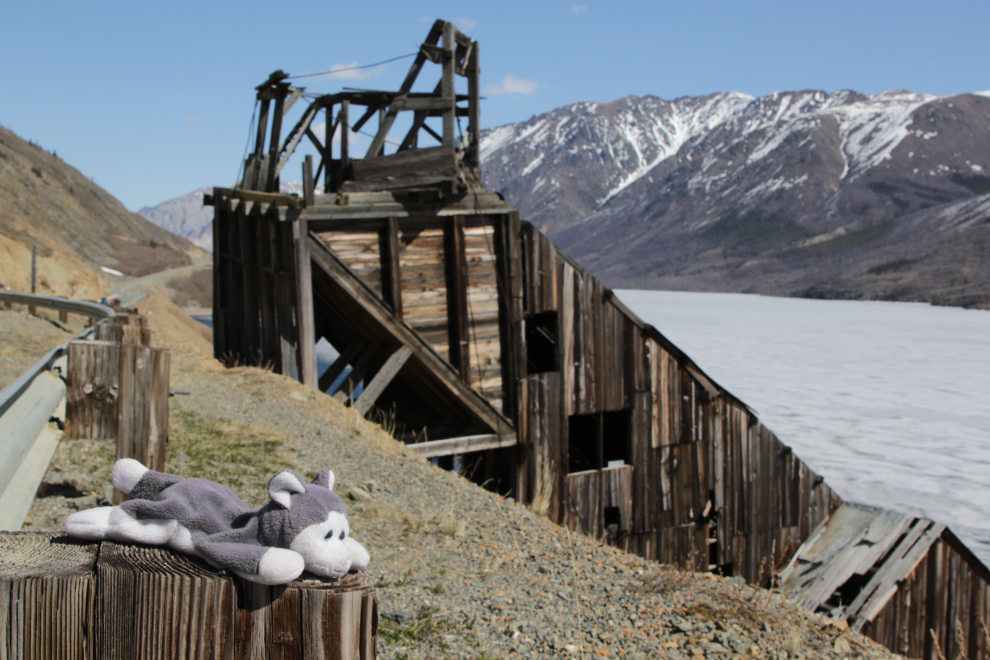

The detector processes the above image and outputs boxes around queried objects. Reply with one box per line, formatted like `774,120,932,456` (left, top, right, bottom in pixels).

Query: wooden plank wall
463,224,503,412
313,217,505,413
865,534,990,660
516,221,839,583
212,201,300,377
314,231,383,297
397,226,450,360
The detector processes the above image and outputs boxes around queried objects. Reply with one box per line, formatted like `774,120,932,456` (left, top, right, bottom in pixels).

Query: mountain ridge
480,88,990,308
136,87,990,307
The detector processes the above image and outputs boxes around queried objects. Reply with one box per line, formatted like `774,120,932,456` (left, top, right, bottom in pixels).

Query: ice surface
616,290,990,566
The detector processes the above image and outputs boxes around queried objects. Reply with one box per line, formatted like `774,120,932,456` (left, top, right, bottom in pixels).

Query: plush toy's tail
112,459,183,500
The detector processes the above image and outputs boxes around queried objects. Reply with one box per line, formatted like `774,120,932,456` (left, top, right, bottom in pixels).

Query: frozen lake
616,290,990,567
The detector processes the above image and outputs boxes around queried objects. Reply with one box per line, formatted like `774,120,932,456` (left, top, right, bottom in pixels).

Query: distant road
108,262,212,307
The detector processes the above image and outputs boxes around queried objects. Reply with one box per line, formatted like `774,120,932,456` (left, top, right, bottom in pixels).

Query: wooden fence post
65,340,121,439
114,344,170,503
0,532,378,660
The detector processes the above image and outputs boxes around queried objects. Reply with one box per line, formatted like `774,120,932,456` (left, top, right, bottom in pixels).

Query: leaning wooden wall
865,532,990,660
514,221,839,581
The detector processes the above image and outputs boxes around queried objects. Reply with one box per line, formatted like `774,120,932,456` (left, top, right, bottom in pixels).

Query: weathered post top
0,532,378,659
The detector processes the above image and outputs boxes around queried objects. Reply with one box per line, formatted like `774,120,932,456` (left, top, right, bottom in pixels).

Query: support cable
288,53,417,80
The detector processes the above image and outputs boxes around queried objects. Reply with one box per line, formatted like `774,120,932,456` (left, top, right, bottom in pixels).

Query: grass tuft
167,410,287,507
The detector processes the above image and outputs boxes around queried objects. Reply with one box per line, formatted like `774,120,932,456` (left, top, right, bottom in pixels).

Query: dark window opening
568,413,599,473
603,506,623,539
526,311,559,374
568,409,632,474
602,409,631,467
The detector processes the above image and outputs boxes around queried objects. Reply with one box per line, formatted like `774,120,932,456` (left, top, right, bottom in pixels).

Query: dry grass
166,410,290,508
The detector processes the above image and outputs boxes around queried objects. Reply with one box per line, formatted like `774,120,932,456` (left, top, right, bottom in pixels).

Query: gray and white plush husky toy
64,459,370,585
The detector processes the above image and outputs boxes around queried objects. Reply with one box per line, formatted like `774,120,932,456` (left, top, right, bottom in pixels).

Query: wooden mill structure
207,20,990,659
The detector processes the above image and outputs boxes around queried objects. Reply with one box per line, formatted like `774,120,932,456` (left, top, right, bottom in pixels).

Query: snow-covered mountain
481,89,990,307
141,88,990,307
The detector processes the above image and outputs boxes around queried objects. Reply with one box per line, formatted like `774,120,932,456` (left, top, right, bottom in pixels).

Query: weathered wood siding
314,231,382,297
310,218,506,413
515,220,838,583
212,199,301,378
865,532,990,660
463,224,503,412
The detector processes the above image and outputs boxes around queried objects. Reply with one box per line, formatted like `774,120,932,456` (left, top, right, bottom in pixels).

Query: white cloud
184,117,198,126
455,16,478,30
570,5,588,13
975,90,990,98
316,61,384,81
484,75,538,97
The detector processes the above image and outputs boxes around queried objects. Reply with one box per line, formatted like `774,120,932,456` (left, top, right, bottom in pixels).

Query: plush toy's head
259,469,368,578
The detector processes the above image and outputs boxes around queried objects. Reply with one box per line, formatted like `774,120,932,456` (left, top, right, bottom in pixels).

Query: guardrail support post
65,340,121,440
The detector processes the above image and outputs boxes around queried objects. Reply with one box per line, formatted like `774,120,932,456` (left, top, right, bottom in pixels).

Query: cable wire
288,53,417,80
234,101,259,186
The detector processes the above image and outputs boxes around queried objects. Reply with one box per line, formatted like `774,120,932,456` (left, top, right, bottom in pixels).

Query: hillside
0,124,209,301
10,296,899,660
481,90,990,308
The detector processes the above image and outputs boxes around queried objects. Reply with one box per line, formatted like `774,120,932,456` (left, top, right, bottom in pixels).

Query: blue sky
2,0,988,211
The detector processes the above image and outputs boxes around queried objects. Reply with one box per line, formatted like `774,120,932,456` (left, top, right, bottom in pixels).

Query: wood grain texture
65,340,121,440
0,532,377,660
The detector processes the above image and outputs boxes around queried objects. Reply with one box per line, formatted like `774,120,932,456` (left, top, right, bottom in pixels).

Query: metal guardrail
0,291,116,320
0,292,115,418
0,293,118,527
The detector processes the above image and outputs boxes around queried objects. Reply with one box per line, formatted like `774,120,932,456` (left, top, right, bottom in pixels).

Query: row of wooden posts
65,312,170,503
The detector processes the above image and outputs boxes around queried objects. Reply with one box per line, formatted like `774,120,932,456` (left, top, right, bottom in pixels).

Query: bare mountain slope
481,90,990,307
0,124,208,300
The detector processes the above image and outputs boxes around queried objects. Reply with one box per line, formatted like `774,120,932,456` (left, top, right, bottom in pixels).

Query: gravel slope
17,297,903,660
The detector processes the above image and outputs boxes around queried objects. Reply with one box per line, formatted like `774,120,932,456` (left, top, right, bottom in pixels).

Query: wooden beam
331,338,383,403
350,104,380,133
254,99,271,158
308,234,509,434
467,41,480,168
445,215,470,383
275,102,321,178
354,346,412,415
382,216,403,320
266,93,286,192
398,82,443,150
407,432,518,459
302,156,315,206
441,22,456,147
293,217,317,389
318,338,365,394
323,104,334,193
340,100,350,189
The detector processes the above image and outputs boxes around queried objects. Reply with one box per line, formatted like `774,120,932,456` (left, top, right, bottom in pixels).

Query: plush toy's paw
344,537,370,572
65,506,114,540
241,548,305,585
112,458,148,494
105,507,177,545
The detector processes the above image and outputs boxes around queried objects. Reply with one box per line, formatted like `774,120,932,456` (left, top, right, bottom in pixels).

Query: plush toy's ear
312,469,335,490
268,470,307,509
